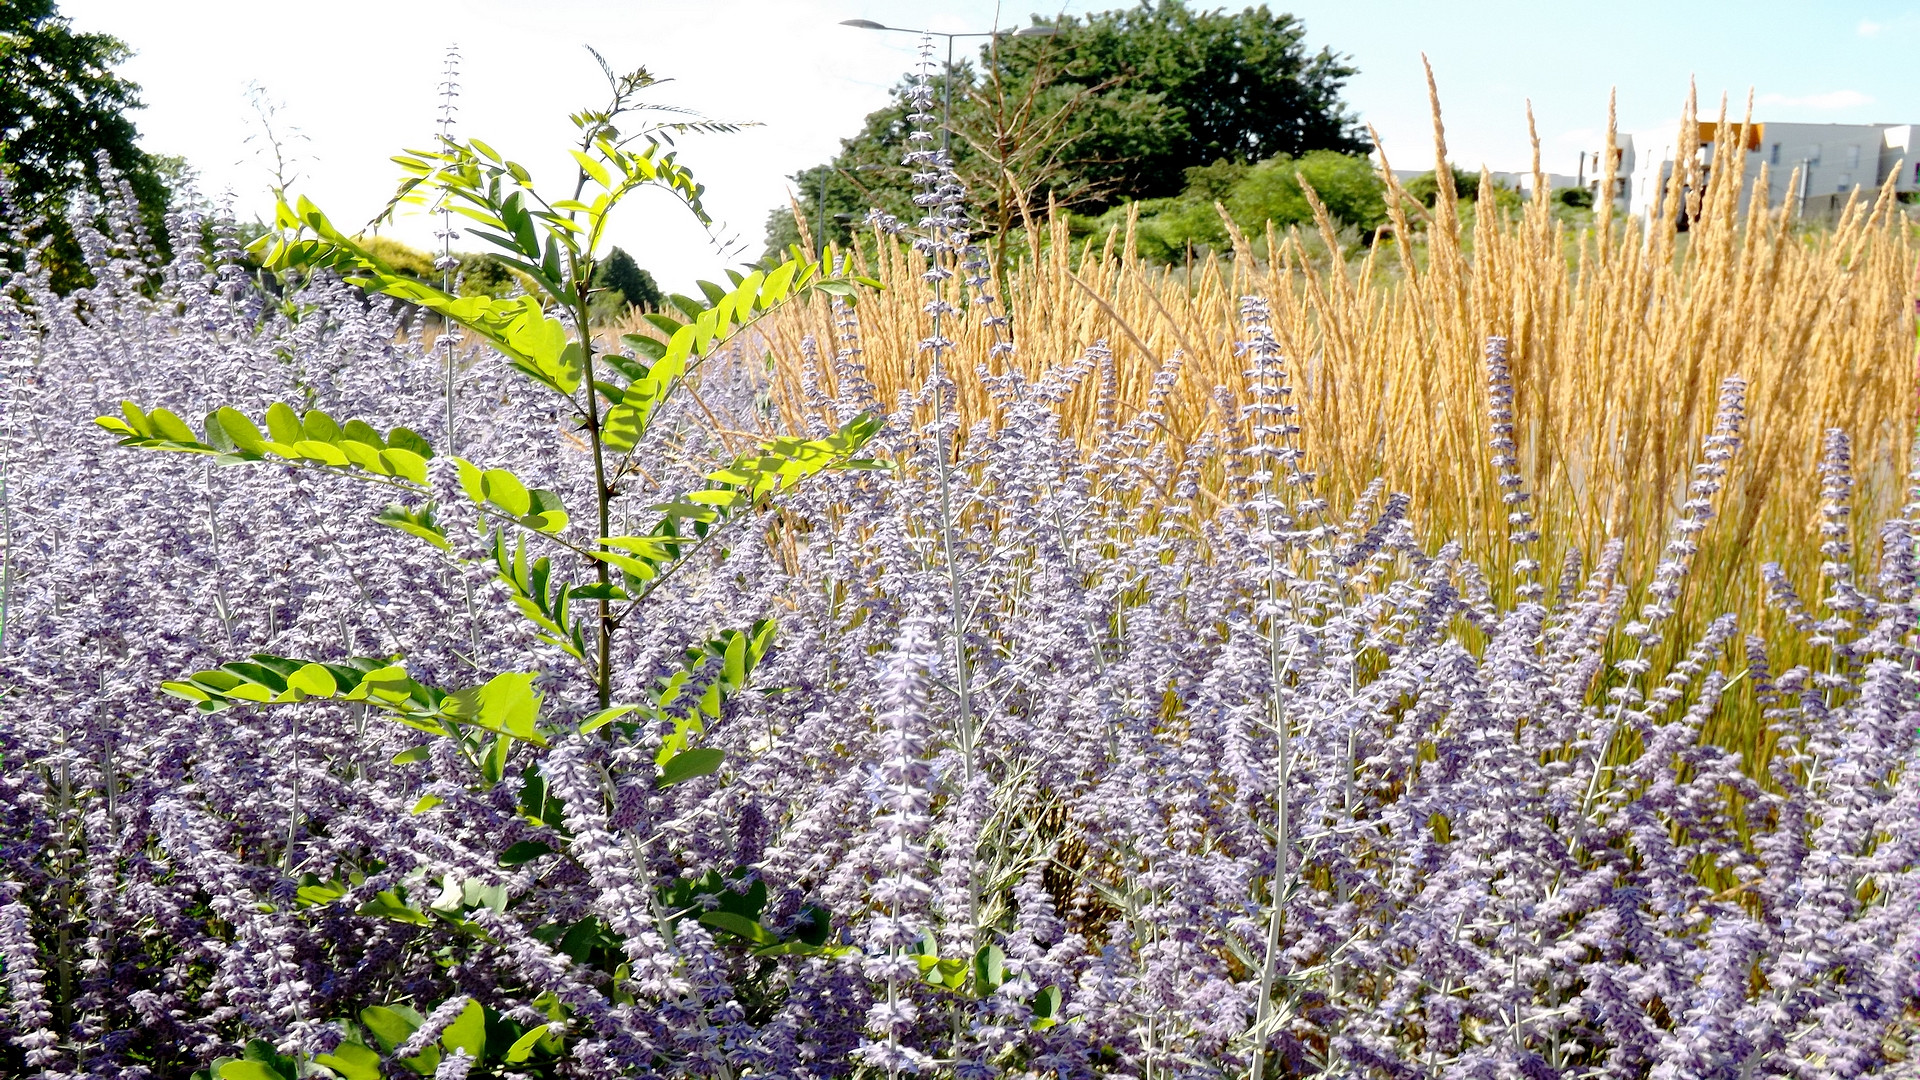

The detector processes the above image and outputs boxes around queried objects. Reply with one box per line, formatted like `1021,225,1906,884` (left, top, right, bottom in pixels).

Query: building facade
1609,121,1920,218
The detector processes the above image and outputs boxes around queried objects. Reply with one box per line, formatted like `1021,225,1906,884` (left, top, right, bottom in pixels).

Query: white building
1609,121,1920,218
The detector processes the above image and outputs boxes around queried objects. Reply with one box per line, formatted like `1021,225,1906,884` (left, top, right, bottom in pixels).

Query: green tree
1400,166,1521,212
0,0,172,287
765,0,1365,256
589,244,663,321
1084,148,1386,264
1000,1,1367,198
1225,150,1387,234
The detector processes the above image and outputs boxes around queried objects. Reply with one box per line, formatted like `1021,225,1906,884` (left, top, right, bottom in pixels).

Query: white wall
1614,121,1916,219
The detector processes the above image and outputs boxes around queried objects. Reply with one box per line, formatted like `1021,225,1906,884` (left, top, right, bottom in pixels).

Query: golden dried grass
627,87,1919,763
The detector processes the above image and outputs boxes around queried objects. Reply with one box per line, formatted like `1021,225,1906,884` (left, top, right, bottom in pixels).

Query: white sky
60,0,1920,293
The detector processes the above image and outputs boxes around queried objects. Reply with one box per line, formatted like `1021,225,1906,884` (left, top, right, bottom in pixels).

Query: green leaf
342,419,385,447
295,881,346,906
792,903,833,946
474,671,542,742
314,1041,383,1080
411,795,443,814
699,910,778,945
973,943,1005,997
148,408,197,443
580,704,640,733
216,407,267,452
217,1062,288,1080
482,468,531,516
481,732,511,785
285,663,337,698
455,458,485,502
400,1044,441,1076
264,402,303,445
722,632,749,689
441,1000,487,1057
361,1005,422,1053
570,148,613,189
302,409,343,444
1031,984,1062,1028
387,426,436,458
657,747,724,787
500,840,555,866
622,333,666,360
505,1023,559,1064
601,402,644,452
380,448,432,485
360,890,433,925
377,504,449,550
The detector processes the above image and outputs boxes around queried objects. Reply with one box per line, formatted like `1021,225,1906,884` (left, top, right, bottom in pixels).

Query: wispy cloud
1756,89,1874,110
1859,19,1884,36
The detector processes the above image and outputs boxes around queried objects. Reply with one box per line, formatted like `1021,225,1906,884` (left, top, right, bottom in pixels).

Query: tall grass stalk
730,88,1919,767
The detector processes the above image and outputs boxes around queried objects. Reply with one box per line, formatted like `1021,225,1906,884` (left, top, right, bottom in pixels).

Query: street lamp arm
840,20,1045,39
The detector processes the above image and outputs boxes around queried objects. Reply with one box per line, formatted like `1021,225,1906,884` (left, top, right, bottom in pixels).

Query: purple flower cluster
0,167,1915,1080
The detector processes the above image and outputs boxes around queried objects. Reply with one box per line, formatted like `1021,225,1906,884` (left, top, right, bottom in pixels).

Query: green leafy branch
94,401,575,543
160,653,545,747
202,998,566,1080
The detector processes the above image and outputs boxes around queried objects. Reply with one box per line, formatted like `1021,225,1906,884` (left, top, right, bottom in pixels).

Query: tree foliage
765,0,1366,256
589,245,663,320
0,0,171,287
1083,148,1386,263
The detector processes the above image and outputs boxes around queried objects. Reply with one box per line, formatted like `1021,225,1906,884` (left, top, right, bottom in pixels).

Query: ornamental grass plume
746,85,1920,769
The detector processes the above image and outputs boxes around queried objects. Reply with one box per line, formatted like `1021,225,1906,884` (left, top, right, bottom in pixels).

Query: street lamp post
839,19,1056,158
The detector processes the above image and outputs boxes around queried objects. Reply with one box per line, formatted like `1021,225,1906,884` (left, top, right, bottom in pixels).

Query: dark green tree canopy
590,245,664,320
1003,0,1367,197
766,0,1364,255
0,0,170,284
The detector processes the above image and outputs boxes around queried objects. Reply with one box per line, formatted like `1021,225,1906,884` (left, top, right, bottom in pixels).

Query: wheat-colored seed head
615,98,1918,765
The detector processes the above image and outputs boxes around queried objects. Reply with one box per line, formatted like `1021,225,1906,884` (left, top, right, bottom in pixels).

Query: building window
1808,144,1822,165
1838,173,1852,191
1846,145,1861,169
1769,142,1781,164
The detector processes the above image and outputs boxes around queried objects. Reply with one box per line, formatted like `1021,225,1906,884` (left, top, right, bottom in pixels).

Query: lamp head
1013,25,1059,36
840,19,887,30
